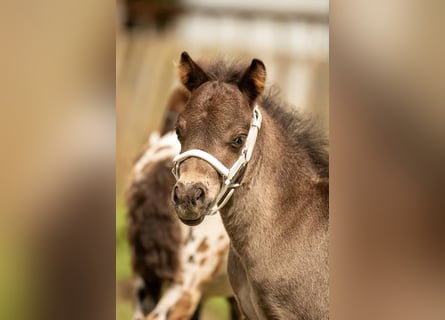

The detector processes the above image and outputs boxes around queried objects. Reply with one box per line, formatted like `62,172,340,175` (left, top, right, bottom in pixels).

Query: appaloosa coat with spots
171,53,329,319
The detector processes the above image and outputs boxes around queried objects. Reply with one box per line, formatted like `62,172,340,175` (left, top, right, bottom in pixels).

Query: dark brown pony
172,52,329,319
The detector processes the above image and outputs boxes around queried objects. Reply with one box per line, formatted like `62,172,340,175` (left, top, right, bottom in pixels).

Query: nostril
194,187,205,203
173,186,179,204
174,183,206,207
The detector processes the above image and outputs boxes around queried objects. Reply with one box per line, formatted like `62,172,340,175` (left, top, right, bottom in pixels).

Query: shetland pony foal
172,53,329,319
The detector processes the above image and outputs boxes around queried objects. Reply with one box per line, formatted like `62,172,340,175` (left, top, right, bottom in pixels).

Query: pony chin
174,205,209,226
178,215,206,226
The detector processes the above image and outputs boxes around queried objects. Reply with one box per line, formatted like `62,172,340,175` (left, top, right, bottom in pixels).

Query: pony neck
219,107,322,256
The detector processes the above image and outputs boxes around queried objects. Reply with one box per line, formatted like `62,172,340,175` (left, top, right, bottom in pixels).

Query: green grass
204,297,230,319
116,201,131,281
117,299,133,320
0,243,29,320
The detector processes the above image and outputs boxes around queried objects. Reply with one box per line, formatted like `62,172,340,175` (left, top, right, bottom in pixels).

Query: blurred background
116,0,328,318
0,1,442,320
0,2,115,320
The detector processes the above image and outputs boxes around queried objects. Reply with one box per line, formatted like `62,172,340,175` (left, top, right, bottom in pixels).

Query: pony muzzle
172,181,210,222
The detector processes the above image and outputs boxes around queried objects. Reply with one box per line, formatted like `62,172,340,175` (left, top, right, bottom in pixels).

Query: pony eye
231,135,246,149
175,126,181,139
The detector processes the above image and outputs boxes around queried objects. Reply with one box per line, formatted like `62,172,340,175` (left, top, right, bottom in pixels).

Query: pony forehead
180,103,250,130
190,81,242,101
183,85,249,118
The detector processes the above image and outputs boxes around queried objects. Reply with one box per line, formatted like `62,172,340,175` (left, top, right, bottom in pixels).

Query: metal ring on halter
172,105,262,215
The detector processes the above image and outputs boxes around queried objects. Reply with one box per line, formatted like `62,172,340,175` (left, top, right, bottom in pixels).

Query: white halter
172,105,262,215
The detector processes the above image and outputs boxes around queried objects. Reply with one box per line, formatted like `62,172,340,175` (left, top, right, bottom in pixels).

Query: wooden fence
116,7,328,193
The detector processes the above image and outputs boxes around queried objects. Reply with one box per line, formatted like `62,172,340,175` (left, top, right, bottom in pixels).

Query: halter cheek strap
172,105,262,215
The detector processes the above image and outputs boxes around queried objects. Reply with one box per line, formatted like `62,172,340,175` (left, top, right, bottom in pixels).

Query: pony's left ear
238,59,266,104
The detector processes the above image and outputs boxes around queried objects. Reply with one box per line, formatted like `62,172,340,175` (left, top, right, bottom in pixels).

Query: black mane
199,57,246,84
261,90,329,178
200,58,329,178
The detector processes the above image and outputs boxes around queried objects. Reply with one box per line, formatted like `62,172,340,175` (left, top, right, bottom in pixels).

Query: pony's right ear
178,52,209,92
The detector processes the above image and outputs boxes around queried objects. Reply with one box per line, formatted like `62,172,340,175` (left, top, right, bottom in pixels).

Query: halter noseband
172,105,262,215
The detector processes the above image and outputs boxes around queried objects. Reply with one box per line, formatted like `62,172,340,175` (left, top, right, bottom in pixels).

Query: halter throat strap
172,105,262,215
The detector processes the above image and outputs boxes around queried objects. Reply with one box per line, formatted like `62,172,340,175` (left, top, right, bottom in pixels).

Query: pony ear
178,52,209,92
238,59,266,103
